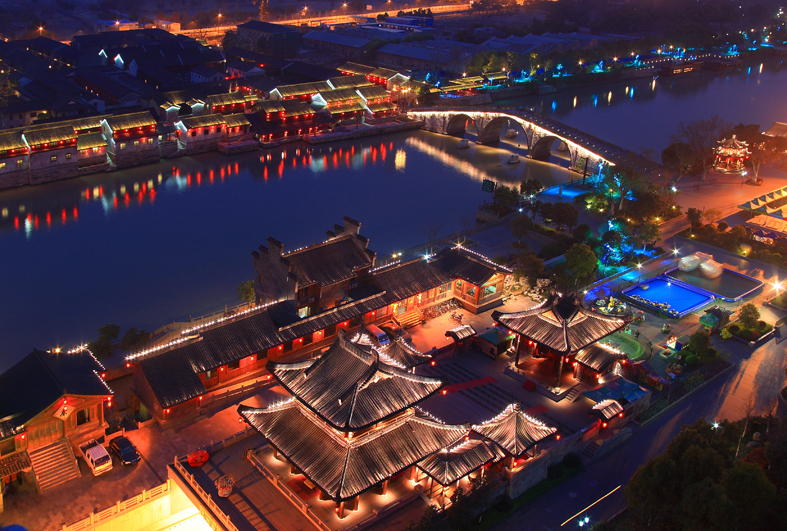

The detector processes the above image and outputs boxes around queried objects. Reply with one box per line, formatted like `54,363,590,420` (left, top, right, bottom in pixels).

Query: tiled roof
23,125,76,146
105,111,157,130
492,292,631,354
256,100,285,114
357,85,390,100
417,439,504,486
269,330,442,430
375,340,432,369
285,235,373,287
366,102,396,113
223,113,250,128
434,247,507,286
206,92,247,106
281,99,314,118
274,81,331,98
0,451,32,478
373,258,454,305
589,399,623,421
0,350,110,432
316,88,362,103
239,402,466,501
77,132,107,150
179,114,227,129
137,295,387,409
574,343,627,372
328,75,373,90
304,30,372,49
369,67,398,79
0,131,26,151
473,403,556,457
339,62,376,76
445,325,477,342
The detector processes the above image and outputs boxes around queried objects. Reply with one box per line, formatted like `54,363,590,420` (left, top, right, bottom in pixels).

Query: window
147,138,154,144
0,162,5,170
0,438,14,457
483,285,497,297
134,140,140,147
282,340,293,353
297,306,311,318
302,334,313,346
65,153,71,160
119,142,126,150
439,282,452,293
456,280,463,290
466,286,477,297
76,407,91,426
16,160,23,168
50,155,57,162
203,129,209,135
228,359,240,371
204,369,216,380
30,112,37,117
93,147,100,153
325,324,337,337
191,131,197,137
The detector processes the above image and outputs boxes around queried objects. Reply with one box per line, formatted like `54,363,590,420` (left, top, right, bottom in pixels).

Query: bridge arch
446,113,475,136
477,116,532,146
530,134,573,164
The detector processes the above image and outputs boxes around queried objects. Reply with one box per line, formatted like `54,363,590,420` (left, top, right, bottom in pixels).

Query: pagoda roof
268,330,443,431
375,339,433,369
574,342,628,372
717,134,749,149
589,399,623,421
472,403,556,457
492,291,631,354
416,439,505,486
238,402,466,501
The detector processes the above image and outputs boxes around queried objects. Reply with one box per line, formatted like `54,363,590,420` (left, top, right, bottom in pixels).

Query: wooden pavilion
472,403,557,470
492,291,632,386
238,330,468,517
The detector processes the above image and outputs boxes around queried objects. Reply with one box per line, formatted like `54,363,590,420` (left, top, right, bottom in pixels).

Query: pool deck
665,267,764,302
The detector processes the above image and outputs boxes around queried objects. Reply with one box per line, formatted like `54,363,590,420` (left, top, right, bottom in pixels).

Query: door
28,419,64,450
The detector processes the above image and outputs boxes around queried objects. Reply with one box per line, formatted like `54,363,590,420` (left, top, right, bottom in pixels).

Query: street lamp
38,26,44,36
217,13,222,27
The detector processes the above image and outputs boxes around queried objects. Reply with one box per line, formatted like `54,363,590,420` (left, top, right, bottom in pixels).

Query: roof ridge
32,349,67,395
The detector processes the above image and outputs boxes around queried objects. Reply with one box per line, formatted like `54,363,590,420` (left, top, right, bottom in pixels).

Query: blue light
552,100,557,112
593,95,598,107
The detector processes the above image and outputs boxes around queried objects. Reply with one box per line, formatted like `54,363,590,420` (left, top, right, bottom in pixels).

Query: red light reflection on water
46,212,51,226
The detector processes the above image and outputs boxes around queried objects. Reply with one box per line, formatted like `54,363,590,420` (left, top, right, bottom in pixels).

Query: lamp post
216,13,222,27
38,26,44,36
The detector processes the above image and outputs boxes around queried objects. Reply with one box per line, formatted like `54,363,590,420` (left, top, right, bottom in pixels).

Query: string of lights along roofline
453,244,513,272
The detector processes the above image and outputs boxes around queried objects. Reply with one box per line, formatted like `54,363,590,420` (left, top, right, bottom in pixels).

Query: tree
510,213,532,243
525,199,542,222
738,303,760,328
422,217,445,251
515,251,545,288
256,0,267,20
88,324,120,359
626,454,679,530
672,115,732,180
555,202,579,233
493,184,519,211
686,329,711,355
661,141,693,181
121,328,149,353
603,162,647,211
631,220,661,252
601,229,622,248
703,208,722,225
572,223,592,243
724,463,776,525
237,280,255,303
677,477,738,531
222,30,238,51
687,207,703,229
520,178,543,198
563,243,596,286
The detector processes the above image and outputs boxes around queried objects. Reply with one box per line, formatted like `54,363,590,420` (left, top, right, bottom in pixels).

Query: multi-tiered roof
239,330,467,501
492,291,631,354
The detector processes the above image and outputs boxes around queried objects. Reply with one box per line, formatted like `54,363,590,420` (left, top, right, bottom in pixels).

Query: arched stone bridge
408,107,662,175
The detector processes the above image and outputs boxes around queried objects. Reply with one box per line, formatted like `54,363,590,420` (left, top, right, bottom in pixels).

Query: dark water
498,57,787,154
0,131,572,371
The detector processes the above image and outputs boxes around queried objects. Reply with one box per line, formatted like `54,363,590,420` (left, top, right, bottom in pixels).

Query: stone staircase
29,439,81,492
395,308,424,329
565,385,584,403
582,441,600,461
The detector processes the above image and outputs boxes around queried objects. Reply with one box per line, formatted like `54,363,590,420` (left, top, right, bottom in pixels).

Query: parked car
380,322,412,343
79,439,113,476
109,436,140,465
365,324,390,347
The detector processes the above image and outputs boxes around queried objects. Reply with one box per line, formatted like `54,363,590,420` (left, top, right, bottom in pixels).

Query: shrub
717,220,729,231
729,324,739,332
493,494,513,513
751,330,762,340
686,354,700,366
739,329,755,341
563,452,583,469
757,320,766,329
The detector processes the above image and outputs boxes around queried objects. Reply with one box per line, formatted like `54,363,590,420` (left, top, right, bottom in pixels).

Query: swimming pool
622,278,716,317
665,267,763,302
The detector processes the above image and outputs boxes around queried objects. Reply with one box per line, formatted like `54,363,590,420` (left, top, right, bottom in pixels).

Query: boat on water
457,138,470,149
507,153,520,164
505,129,517,139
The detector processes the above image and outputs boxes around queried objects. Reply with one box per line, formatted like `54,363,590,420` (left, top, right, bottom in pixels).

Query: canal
2,57,787,370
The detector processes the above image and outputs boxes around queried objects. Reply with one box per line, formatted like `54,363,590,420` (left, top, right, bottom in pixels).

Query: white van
366,324,390,347
79,439,113,476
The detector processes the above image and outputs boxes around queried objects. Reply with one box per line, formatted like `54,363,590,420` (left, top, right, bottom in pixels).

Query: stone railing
61,480,171,531
245,449,333,531
172,458,239,531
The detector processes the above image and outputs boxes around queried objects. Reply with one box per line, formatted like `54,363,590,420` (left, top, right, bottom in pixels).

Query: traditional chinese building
238,330,467,516
493,291,631,386
473,403,557,470
714,134,750,173
0,349,112,511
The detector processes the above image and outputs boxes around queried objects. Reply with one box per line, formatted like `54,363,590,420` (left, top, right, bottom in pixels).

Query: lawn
725,320,773,341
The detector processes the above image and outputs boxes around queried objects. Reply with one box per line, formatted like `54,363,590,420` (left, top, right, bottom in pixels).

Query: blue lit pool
622,278,715,317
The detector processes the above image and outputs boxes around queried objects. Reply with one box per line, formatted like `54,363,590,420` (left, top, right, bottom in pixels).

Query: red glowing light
602,422,608,428
431,361,436,366
555,434,561,440
441,390,447,395
126,363,131,368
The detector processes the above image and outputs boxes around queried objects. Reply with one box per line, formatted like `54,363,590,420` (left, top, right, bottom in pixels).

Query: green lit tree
738,303,760,329
237,280,256,303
